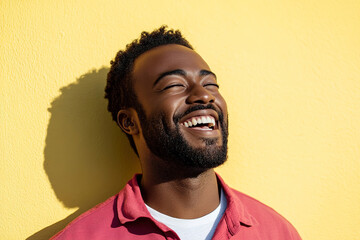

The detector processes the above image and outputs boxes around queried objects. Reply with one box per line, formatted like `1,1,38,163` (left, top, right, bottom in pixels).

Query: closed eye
204,83,219,88
162,84,185,91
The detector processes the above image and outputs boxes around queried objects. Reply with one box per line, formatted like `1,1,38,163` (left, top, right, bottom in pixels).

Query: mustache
174,104,224,123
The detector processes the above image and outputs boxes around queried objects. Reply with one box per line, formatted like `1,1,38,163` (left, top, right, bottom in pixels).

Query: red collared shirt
51,174,301,240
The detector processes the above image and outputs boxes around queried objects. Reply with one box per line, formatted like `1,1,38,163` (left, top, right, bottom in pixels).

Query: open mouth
180,115,217,130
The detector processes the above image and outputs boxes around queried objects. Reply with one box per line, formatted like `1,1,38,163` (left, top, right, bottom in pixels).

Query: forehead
132,44,211,84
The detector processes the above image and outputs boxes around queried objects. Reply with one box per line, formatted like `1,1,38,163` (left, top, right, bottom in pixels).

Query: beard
135,103,228,170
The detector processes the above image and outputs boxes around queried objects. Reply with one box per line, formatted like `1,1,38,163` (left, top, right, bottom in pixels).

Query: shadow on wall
27,68,140,240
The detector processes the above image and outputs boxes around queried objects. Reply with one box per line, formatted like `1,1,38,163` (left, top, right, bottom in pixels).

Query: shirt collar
116,173,257,230
215,173,258,231
116,174,175,233
117,174,150,224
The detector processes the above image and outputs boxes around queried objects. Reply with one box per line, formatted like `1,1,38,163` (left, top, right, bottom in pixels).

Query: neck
140,167,220,219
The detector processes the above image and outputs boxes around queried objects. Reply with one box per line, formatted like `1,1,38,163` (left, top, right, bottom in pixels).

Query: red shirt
51,174,301,240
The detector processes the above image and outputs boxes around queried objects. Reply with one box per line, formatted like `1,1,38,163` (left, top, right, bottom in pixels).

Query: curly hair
105,26,193,155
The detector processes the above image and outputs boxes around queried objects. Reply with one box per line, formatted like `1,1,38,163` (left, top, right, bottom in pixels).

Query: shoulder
50,194,118,240
229,188,301,239
231,188,286,220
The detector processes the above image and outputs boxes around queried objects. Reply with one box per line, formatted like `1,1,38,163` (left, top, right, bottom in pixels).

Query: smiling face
132,44,228,169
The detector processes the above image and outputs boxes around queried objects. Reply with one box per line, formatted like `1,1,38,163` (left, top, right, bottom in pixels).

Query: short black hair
105,25,193,155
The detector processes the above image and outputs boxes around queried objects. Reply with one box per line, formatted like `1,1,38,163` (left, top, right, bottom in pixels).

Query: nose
186,84,215,104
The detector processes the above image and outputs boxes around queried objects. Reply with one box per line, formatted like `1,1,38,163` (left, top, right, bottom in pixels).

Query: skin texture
118,44,228,219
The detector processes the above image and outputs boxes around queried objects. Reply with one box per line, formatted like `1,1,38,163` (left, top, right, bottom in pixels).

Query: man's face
132,44,228,169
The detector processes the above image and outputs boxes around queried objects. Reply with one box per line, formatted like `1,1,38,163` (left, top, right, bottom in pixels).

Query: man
51,26,301,239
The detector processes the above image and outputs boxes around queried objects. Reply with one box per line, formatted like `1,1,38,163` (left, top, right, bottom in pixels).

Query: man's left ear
116,109,139,136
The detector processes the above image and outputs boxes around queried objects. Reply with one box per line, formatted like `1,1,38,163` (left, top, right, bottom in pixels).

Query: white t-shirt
145,189,227,240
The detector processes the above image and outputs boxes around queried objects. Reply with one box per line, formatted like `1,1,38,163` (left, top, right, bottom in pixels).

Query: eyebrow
199,69,217,79
153,69,217,87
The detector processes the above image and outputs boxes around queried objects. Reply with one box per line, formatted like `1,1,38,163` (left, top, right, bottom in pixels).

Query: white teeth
207,117,213,127
206,116,212,125
192,118,197,126
182,115,217,129
201,116,206,123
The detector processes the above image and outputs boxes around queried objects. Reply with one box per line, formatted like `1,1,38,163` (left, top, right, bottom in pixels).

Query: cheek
216,96,228,114
160,96,186,118
148,102,179,128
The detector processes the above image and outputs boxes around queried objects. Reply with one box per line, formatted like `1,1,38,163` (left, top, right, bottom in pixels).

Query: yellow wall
1,0,359,239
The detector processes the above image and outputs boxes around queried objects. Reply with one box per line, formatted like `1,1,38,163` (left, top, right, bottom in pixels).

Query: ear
117,109,139,136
